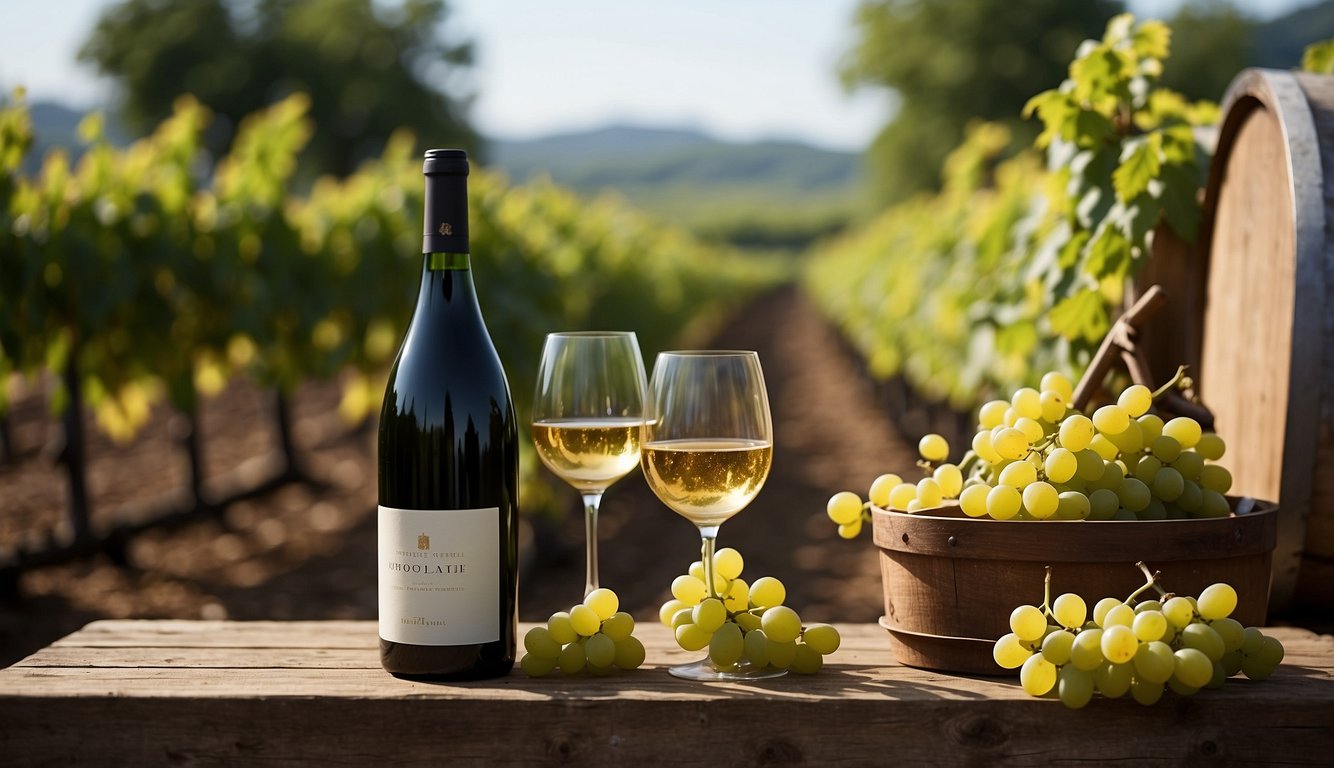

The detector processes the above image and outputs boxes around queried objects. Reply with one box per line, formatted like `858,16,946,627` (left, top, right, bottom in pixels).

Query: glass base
667,658,787,682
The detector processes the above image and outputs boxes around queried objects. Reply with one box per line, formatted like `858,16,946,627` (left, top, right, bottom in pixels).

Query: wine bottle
377,149,518,679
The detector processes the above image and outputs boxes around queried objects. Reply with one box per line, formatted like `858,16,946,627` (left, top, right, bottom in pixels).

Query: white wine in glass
641,350,777,681
532,332,647,596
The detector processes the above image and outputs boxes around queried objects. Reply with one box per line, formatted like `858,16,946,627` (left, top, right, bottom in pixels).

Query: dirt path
0,285,917,664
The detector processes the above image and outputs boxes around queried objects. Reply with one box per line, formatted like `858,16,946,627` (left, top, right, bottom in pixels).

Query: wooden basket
871,499,1278,675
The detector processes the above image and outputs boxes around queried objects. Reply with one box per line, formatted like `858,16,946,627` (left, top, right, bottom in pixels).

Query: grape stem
1041,565,1054,617
1125,560,1163,604
1150,366,1189,401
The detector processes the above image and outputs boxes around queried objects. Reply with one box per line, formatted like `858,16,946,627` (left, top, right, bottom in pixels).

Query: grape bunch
826,369,1236,526
520,588,647,677
659,547,841,674
994,565,1285,708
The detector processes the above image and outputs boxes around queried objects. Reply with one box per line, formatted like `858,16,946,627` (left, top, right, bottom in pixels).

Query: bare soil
0,285,914,666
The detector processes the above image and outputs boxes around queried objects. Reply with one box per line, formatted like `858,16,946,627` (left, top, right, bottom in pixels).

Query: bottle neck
415,252,478,313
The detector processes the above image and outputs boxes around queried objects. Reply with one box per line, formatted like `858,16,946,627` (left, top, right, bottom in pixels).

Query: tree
840,0,1121,204
79,0,479,176
1160,0,1255,102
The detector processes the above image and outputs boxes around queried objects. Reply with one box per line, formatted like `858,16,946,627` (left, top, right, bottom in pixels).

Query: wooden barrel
872,503,1278,675
1139,69,1334,611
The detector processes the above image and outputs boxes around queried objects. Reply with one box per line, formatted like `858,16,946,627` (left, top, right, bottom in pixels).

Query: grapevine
995,565,1284,708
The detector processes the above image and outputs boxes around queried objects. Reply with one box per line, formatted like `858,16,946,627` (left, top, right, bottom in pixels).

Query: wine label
378,506,500,645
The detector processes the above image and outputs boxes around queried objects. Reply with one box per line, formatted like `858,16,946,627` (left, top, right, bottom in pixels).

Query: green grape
1059,415,1095,452
1197,489,1231,518
1093,404,1130,434
1010,604,1048,642
1040,390,1067,422
1150,435,1181,462
1167,677,1199,696
1117,477,1151,512
979,399,1009,429
867,474,901,508
993,632,1032,669
1132,640,1175,684
1052,593,1087,629
960,484,991,517
916,478,944,507
675,623,711,652
658,600,687,628
918,433,950,462
1117,384,1153,417
1171,451,1204,481
584,588,619,621
1041,629,1075,665
1163,417,1202,448
791,643,824,674
558,641,587,674
1088,488,1119,520
1075,448,1105,481
1132,610,1167,642
1241,655,1276,680
972,430,1002,463
1058,665,1095,709
524,626,562,659
1152,467,1184,502
1195,433,1226,461
826,492,863,525
585,633,616,667
992,427,1029,461
614,636,646,670
1103,603,1135,629
1197,583,1237,620
888,482,918,510
1107,421,1144,454
1199,465,1233,494
999,461,1037,489
837,520,862,539
1020,654,1057,696
1182,623,1225,662
1071,628,1105,671
1093,597,1122,626
1137,413,1164,441
709,622,744,668
1101,625,1138,664
1210,618,1244,652
1112,508,1137,521
1055,491,1091,520
906,499,924,513
1135,599,1162,613
549,611,578,644
802,624,841,655
1173,647,1213,688
761,606,802,644
1044,448,1078,484
734,611,762,633
1042,371,1074,401
692,598,727,633
1095,661,1133,698
934,464,964,498
1137,500,1167,520
1014,417,1045,444
688,560,708,582
1206,661,1228,689
1089,434,1120,462
1176,481,1203,513
768,639,797,669
1163,596,1196,627
1131,676,1166,706
1222,649,1244,676
1256,635,1285,667
670,608,694,629
743,628,771,666
1132,454,1162,483
1011,387,1042,420
749,576,786,609
723,578,750,612
1022,482,1059,519
986,485,1022,520
570,604,602,637
521,652,559,677
601,612,635,641
671,574,708,604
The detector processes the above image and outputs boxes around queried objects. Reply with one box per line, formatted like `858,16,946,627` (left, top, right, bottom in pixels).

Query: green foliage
841,0,1120,204
78,0,479,177
806,15,1218,406
0,91,784,502
1303,39,1334,73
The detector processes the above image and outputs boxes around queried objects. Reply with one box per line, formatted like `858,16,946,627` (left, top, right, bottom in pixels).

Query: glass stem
699,525,720,599
582,492,604,596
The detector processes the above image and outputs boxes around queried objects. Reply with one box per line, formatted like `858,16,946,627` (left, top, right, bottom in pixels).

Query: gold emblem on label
438,222,452,236
417,533,430,550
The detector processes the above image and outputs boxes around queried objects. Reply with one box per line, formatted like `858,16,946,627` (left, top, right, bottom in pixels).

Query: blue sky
0,0,1316,151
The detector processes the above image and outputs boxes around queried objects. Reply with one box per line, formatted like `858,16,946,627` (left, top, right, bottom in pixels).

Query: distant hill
1252,0,1334,67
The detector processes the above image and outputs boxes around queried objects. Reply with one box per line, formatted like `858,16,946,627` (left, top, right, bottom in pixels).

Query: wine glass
532,332,647,596
641,350,777,681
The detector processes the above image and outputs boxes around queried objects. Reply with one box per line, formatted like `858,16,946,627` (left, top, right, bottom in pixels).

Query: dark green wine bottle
377,149,518,680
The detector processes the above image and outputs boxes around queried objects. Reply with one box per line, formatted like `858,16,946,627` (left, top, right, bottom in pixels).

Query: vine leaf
1049,288,1110,344
1113,133,1162,203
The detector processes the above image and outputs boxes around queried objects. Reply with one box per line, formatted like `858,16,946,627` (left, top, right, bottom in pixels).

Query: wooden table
1,621,1331,765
